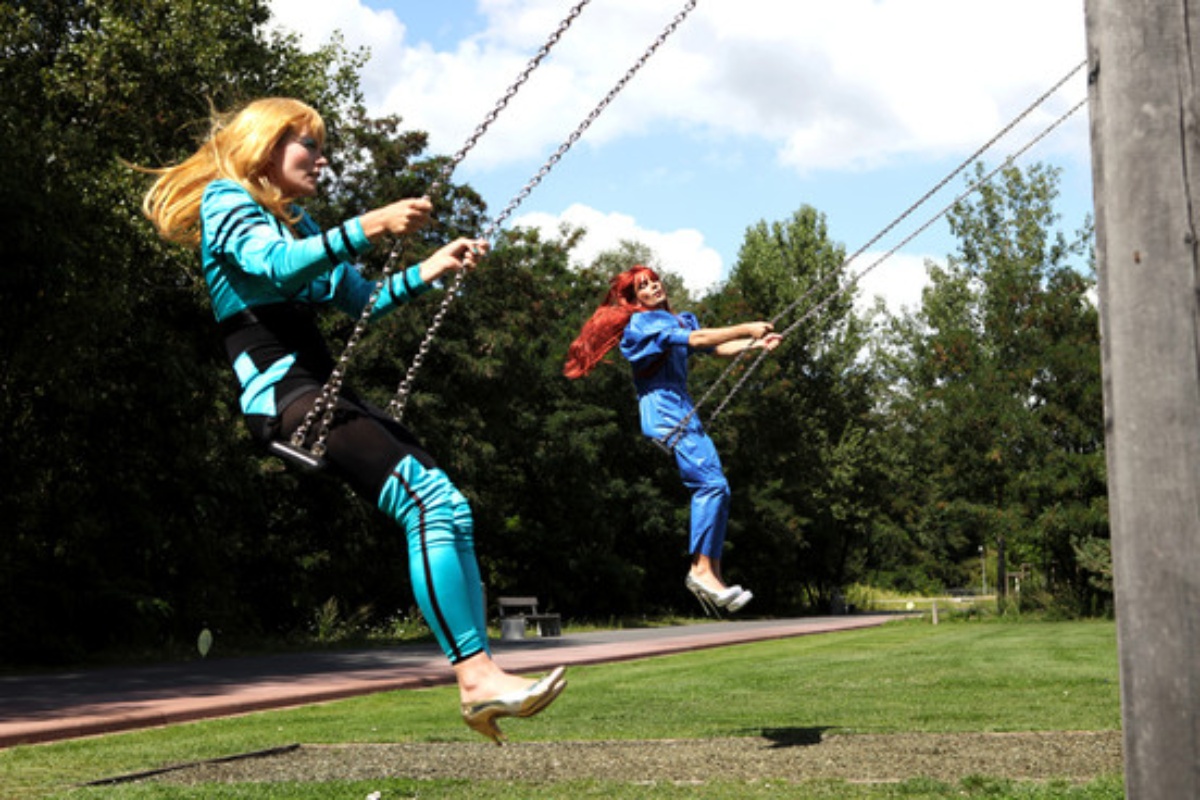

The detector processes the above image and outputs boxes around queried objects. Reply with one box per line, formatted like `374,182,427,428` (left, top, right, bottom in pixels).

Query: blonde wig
142,98,326,248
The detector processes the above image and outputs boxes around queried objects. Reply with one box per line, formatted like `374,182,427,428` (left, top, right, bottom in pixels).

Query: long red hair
564,265,667,379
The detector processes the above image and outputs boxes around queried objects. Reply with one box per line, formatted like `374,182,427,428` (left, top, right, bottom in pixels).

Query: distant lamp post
979,545,987,596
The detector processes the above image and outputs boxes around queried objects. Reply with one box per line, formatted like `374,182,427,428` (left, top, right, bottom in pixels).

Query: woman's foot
686,573,751,615
686,568,733,593
459,669,549,706
459,666,567,745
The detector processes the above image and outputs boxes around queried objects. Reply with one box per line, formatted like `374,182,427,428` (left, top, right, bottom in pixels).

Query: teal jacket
201,178,429,322
200,179,430,420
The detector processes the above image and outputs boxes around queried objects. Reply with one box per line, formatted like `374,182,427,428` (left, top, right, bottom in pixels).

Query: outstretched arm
418,238,489,284
358,197,435,240
688,321,782,357
340,237,489,320
712,331,783,358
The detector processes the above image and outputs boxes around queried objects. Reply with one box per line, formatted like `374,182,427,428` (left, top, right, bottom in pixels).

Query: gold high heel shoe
461,666,567,745
685,574,752,615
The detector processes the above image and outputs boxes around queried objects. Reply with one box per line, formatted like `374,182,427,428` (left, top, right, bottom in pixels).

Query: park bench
497,596,562,640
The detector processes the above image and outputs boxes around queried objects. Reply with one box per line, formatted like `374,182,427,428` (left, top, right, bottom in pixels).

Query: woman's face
634,272,667,309
266,127,327,198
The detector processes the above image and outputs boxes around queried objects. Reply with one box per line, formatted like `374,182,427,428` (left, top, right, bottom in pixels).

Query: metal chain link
656,63,1089,451
286,1,595,459
388,0,701,421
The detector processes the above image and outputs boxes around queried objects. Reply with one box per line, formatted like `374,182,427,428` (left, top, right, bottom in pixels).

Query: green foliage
0,0,1110,665
308,596,372,643
0,0,418,664
872,163,1105,605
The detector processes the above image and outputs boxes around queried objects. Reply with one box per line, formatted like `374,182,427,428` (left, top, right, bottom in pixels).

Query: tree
874,162,1105,610
0,0,464,662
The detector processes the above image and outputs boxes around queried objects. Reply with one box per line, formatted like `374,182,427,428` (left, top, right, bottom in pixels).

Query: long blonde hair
142,98,326,248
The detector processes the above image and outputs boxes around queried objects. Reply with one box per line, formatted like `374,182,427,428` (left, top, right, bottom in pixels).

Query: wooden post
1086,2,1200,797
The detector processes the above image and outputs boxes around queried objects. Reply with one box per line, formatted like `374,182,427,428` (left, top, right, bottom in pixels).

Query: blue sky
267,0,1092,312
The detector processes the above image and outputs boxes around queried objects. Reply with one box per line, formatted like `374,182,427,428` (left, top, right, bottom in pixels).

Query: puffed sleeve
619,310,695,366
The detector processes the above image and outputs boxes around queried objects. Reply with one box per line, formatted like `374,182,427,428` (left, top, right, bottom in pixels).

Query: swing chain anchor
268,440,326,471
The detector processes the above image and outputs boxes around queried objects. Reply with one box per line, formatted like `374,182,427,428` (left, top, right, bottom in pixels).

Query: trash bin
500,617,526,641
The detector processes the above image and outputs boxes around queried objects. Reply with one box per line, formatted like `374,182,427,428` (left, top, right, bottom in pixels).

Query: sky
265,0,1092,313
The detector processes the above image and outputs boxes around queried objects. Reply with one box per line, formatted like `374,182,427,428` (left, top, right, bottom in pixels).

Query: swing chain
489,0,701,237
291,278,390,459
389,0,702,421
440,0,595,187
285,1,596,459
386,267,464,418
707,95,1087,430
654,60,1089,452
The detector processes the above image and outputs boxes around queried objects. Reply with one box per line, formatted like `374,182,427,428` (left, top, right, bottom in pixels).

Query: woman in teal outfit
564,265,782,614
142,97,564,744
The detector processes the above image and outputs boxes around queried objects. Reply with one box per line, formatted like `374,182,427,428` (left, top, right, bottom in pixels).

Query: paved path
0,614,895,748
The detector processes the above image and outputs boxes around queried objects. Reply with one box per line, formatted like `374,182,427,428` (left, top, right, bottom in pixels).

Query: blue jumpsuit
200,179,488,664
620,310,732,559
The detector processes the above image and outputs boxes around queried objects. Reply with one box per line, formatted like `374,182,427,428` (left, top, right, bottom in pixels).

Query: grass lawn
0,618,1124,799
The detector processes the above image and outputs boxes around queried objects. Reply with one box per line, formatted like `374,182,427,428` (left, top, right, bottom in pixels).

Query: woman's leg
449,487,490,644
690,553,723,586
377,455,490,664
279,396,559,703
674,428,732,581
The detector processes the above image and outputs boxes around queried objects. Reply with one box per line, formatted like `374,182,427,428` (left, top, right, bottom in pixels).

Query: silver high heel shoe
685,574,752,615
460,666,567,745
726,586,754,612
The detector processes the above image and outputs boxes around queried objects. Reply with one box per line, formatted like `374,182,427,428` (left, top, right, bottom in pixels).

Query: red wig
564,265,667,379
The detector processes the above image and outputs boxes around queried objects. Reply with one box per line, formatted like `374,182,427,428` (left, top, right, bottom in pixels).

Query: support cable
654,61,1089,452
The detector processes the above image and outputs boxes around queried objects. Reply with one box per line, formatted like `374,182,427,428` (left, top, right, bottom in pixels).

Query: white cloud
267,1,408,88
512,207,937,315
268,0,1089,175
687,0,1089,173
850,251,934,317
264,0,1084,317
511,203,723,296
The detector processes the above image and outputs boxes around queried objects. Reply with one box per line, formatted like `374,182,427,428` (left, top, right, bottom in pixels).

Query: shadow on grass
756,726,830,749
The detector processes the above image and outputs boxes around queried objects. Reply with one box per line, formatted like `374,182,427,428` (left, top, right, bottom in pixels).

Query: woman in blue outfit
564,265,782,613
141,97,563,744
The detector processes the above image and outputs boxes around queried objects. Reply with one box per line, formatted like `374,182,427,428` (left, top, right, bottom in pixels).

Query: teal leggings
377,457,490,664
276,392,490,665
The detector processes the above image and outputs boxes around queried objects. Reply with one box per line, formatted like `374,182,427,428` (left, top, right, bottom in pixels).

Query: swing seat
268,440,326,471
